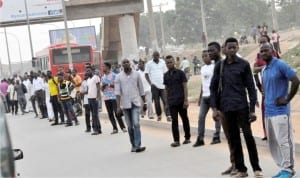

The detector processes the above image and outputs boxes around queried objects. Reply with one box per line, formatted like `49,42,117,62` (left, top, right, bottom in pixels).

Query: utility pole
158,3,168,56
62,0,73,70
200,0,208,48
24,0,35,66
271,0,279,30
4,27,12,75
146,0,159,52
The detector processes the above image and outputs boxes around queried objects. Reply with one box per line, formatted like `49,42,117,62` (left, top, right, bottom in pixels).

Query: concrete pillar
118,14,139,63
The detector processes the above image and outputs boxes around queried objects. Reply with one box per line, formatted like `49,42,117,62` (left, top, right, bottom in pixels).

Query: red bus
35,43,102,78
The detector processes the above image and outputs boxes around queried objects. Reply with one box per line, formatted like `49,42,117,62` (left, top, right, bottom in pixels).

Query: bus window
52,46,91,65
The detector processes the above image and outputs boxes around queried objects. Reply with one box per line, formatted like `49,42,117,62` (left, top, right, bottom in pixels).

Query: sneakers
193,138,205,147
122,128,127,133
254,171,263,178
157,116,162,121
272,170,294,178
170,142,180,147
234,171,248,178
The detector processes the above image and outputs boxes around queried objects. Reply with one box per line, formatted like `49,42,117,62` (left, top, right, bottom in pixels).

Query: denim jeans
61,99,78,124
123,104,142,148
198,96,221,140
88,98,101,132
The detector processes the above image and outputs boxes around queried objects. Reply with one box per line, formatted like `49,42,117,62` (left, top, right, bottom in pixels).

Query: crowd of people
0,32,298,177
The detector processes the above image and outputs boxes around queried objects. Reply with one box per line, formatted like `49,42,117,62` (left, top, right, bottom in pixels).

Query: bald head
260,43,273,63
152,51,160,61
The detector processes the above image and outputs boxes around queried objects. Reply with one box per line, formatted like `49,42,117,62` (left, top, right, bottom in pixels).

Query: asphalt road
7,113,300,177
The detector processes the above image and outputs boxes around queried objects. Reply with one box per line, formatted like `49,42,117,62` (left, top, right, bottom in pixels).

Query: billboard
49,26,98,49
0,0,62,23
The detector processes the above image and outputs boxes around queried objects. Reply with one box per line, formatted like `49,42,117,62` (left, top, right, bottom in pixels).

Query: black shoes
91,131,102,135
111,130,118,134
131,147,146,153
51,122,59,126
182,139,191,144
170,142,180,147
221,166,238,176
85,129,91,133
193,138,205,147
65,123,73,127
211,137,221,145
261,137,267,141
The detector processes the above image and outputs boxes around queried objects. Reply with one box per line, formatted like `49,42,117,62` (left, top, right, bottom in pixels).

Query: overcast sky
0,0,175,64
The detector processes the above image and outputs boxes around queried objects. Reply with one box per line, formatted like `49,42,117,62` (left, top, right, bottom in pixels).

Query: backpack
21,83,27,93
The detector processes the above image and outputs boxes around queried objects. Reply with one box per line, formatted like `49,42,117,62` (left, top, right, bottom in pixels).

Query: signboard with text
49,26,97,49
0,0,62,23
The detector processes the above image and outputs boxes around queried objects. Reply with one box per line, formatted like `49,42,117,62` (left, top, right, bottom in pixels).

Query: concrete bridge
1,0,144,63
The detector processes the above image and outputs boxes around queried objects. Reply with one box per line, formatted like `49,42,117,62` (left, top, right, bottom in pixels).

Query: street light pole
24,0,35,62
200,0,208,47
146,0,159,52
4,27,12,75
159,4,166,56
62,0,73,70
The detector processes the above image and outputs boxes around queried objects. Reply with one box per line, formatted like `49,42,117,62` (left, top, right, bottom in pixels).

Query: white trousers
45,96,54,119
265,114,295,173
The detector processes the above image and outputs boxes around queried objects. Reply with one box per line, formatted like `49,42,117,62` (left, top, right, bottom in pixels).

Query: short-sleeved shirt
163,69,187,106
145,59,167,89
80,80,88,105
115,70,145,109
262,58,296,117
73,74,82,92
138,70,151,92
87,75,100,99
201,64,215,97
14,84,25,98
48,77,59,96
102,72,117,100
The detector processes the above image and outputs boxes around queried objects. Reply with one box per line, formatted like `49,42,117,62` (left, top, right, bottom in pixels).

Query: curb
99,113,300,154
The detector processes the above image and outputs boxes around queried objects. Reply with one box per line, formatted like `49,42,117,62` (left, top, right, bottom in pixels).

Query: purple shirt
0,82,9,96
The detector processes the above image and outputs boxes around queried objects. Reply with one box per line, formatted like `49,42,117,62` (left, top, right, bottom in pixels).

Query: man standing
14,80,27,115
145,51,171,122
102,62,126,134
47,71,65,126
164,55,191,147
0,79,9,112
210,38,263,177
87,69,102,135
81,73,92,132
193,50,221,147
33,73,48,119
72,69,83,115
261,43,299,178
271,30,281,54
116,59,146,153
138,60,154,119
57,73,79,127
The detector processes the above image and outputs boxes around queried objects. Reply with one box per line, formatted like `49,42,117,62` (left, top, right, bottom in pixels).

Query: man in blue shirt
261,43,299,178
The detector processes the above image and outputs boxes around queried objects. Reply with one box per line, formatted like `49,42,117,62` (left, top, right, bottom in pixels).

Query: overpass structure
0,0,144,63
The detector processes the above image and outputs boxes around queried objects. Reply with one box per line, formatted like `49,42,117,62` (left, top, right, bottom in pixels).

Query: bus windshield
52,46,91,65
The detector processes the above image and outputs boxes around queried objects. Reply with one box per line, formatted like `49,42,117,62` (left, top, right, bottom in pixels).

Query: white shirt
80,80,88,105
145,59,167,89
87,75,100,99
7,84,16,101
32,77,44,92
180,59,190,71
201,63,215,97
138,70,151,92
272,33,279,43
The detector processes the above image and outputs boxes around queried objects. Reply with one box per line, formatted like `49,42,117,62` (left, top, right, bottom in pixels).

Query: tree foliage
139,0,273,47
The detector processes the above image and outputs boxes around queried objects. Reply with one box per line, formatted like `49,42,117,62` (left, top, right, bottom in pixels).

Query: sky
0,0,175,65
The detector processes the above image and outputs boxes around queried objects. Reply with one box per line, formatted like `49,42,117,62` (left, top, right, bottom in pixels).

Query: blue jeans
61,99,78,124
198,96,221,140
88,98,101,132
123,104,142,148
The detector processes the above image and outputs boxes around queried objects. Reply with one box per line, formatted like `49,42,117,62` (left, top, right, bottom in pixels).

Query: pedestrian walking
14,80,27,115
102,62,127,134
115,59,147,153
164,55,191,147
